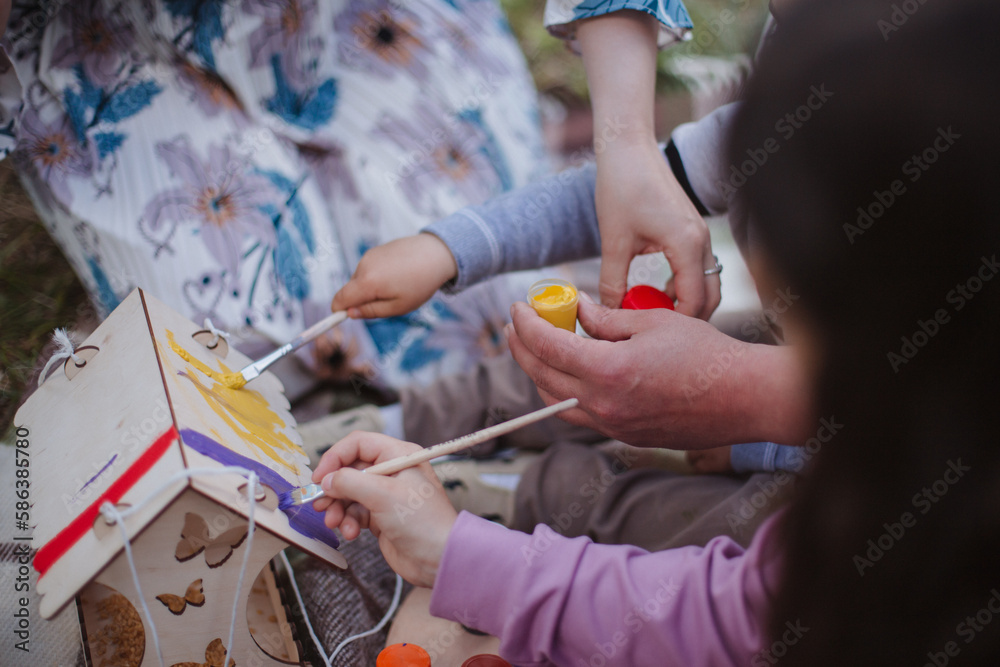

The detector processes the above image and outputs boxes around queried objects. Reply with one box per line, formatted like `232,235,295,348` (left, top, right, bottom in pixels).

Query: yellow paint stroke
165,330,305,474
169,341,246,389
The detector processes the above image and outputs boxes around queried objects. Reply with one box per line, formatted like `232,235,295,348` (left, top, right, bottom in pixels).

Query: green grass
500,0,770,101
0,162,89,435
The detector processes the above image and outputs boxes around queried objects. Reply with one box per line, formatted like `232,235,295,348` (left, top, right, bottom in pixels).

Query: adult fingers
575,298,653,342
698,244,723,321
509,302,593,377
665,226,710,318
535,385,602,431
506,321,586,403
598,240,632,308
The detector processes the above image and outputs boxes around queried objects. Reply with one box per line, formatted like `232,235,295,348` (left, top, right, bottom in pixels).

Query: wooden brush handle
291,311,348,348
364,398,579,476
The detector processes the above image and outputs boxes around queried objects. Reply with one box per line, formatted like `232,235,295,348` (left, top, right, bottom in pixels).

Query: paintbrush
278,398,579,510
218,311,348,389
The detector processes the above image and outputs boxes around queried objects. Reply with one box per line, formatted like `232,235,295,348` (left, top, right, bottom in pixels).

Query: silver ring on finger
704,255,723,276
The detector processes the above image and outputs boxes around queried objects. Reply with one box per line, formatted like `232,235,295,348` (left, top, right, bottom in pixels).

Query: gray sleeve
422,162,601,291
730,441,805,475
669,102,743,217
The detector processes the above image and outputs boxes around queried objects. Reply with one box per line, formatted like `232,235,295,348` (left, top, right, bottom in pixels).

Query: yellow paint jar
528,279,579,332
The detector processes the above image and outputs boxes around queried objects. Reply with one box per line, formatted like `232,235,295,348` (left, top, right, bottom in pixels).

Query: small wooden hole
64,346,100,380
191,330,229,358
239,482,278,511
91,503,132,540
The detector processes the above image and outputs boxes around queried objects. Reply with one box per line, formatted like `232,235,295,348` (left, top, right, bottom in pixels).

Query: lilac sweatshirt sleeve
430,511,783,667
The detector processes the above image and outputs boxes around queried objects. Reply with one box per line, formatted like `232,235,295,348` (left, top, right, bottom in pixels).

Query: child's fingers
351,298,409,320
313,495,333,512
345,501,371,532
321,466,402,515
331,275,378,314
322,498,347,530
312,432,419,482
340,514,361,540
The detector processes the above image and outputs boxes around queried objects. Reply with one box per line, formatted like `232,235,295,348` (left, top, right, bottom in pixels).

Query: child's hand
687,446,733,474
311,432,458,588
331,233,458,319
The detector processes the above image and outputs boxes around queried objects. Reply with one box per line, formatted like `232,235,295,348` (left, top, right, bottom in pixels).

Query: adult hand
506,298,809,449
595,137,719,318
312,432,457,588
331,233,457,319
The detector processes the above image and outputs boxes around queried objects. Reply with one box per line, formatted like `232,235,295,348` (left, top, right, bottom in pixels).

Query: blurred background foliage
0,0,769,434
500,0,769,101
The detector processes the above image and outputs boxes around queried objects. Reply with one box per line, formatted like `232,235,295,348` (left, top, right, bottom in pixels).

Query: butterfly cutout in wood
171,637,235,667
155,579,205,615
175,513,248,568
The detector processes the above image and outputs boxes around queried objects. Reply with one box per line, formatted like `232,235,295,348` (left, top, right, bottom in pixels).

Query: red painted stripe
34,426,180,577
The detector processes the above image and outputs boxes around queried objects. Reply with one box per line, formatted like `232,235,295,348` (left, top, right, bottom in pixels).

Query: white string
224,471,256,667
38,328,85,387
101,503,166,667
203,317,231,349
329,572,404,663
278,551,404,666
99,466,261,667
97,462,401,666
278,551,332,666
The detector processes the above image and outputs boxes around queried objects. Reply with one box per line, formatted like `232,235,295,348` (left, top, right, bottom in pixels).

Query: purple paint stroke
179,428,339,550
78,453,119,495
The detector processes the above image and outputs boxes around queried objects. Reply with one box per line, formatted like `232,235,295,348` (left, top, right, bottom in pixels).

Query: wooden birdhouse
17,288,347,666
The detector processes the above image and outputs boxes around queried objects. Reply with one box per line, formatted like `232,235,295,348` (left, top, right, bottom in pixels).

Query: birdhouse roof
19,289,346,619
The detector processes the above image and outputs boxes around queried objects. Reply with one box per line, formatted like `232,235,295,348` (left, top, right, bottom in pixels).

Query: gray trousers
400,355,791,550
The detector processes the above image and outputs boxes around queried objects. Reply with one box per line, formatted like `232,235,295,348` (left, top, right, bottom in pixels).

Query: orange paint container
377,643,432,667
527,279,579,332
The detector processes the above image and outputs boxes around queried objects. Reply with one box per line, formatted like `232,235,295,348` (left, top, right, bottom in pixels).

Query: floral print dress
0,0,550,389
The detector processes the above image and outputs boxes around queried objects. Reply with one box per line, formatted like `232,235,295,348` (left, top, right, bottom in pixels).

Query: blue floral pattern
544,0,693,50
0,0,550,388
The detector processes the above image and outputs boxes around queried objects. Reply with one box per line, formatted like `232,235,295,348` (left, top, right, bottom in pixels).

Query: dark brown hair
734,0,1000,664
